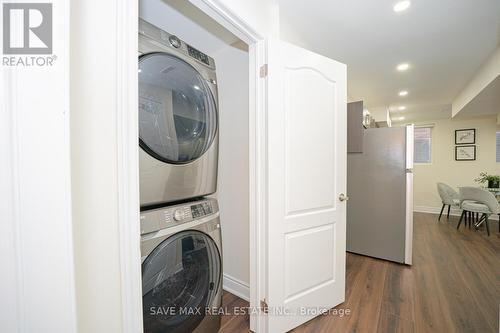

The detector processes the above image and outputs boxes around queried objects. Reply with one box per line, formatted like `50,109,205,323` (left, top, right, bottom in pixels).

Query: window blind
414,127,432,163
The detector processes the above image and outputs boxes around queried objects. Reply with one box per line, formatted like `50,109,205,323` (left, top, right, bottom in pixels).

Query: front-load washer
141,198,222,333
139,19,218,208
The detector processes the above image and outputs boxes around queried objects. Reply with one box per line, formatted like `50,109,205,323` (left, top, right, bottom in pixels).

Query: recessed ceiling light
398,106,406,111
393,1,411,12
397,116,405,121
397,63,410,71
399,90,408,96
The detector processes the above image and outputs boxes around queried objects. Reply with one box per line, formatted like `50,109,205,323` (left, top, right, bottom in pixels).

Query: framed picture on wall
455,145,476,161
455,128,475,144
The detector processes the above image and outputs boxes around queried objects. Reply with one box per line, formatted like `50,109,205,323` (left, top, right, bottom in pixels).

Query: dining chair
436,183,460,221
457,187,500,236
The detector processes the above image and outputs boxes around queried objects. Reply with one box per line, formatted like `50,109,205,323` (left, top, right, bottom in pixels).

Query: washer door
142,230,221,333
139,53,217,164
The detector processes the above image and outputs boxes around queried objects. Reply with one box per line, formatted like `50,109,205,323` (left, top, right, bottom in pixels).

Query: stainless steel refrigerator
347,125,414,265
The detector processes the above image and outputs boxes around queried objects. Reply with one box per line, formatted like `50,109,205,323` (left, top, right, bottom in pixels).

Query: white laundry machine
140,197,222,333
139,19,219,209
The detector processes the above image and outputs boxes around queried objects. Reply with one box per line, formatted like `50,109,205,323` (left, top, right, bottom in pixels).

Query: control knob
173,209,185,221
168,35,181,48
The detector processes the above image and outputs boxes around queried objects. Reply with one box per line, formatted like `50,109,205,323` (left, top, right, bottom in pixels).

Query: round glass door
142,230,221,333
139,53,217,164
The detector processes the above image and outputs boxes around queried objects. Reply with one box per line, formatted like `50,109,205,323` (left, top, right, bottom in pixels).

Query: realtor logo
3,3,52,54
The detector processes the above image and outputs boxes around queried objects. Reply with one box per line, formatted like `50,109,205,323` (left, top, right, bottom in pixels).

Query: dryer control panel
140,198,218,235
139,19,216,70
190,201,213,218
187,45,210,66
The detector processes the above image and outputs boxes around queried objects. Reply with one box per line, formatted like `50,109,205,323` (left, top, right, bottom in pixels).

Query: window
496,130,500,163
414,127,432,163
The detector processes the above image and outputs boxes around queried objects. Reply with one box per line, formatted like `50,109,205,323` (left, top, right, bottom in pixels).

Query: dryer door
139,53,218,164
142,230,221,333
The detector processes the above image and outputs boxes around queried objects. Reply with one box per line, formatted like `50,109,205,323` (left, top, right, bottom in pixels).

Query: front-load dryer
139,19,218,208
140,198,222,333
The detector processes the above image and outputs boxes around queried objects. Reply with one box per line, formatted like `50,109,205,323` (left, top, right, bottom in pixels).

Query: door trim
116,1,268,332
115,0,143,332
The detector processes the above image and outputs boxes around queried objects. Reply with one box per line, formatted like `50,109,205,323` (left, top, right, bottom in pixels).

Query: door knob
339,193,349,202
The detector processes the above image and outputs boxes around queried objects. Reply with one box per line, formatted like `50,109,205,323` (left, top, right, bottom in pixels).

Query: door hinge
260,298,269,314
260,64,268,78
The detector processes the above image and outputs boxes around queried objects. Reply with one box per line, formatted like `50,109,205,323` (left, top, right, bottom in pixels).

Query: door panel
284,224,335,299
266,40,347,332
284,67,336,215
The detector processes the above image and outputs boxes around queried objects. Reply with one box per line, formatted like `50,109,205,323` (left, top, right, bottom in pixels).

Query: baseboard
414,205,462,216
222,273,250,301
414,206,499,221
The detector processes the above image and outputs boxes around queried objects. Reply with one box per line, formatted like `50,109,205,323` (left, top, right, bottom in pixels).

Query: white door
265,40,347,332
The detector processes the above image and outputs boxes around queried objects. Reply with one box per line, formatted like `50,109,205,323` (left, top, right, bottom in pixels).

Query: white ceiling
279,0,500,123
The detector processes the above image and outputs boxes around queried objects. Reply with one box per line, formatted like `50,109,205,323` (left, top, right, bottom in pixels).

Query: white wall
213,42,250,298
369,106,392,127
1,1,77,332
412,115,500,212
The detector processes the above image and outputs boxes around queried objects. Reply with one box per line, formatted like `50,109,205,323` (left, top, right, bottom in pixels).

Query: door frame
116,1,269,332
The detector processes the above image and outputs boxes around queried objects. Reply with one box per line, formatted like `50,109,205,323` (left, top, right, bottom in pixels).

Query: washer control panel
140,198,218,235
173,206,191,222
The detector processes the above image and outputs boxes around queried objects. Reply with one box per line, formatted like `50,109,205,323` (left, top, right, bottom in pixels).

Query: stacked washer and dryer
138,19,222,333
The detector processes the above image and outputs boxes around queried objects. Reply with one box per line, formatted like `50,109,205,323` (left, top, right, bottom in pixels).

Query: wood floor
219,212,500,333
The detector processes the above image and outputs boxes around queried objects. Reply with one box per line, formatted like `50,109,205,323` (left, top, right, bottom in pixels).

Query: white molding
0,48,23,333
115,0,143,332
223,274,250,302
249,39,268,333
188,0,263,43
414,205,462,216
414,206,499,220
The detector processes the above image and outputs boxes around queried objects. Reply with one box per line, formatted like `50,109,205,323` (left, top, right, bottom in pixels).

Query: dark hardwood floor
219,212,500,333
